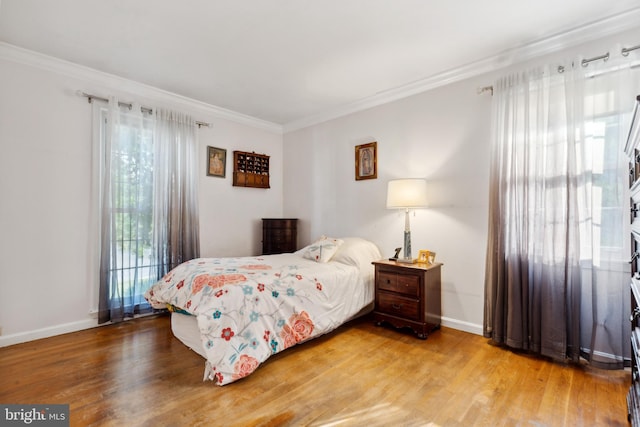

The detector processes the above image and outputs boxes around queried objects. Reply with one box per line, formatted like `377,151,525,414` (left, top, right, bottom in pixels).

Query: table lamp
386,179,428,263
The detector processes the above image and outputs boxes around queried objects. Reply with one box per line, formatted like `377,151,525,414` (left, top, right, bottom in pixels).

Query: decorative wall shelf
232,150,270,188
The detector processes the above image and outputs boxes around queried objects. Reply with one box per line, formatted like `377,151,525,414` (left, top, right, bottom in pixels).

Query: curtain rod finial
76,90,93,103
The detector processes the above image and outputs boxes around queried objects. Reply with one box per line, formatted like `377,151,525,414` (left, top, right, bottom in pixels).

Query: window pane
107,114,159,310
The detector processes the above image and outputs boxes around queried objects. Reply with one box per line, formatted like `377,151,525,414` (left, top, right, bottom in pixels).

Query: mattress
171,311,206,358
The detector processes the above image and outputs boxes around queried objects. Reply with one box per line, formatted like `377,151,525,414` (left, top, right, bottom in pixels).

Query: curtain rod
478,43,640,94
78,91,211,128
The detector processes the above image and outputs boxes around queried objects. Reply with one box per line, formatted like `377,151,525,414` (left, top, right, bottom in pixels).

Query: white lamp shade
386,179,428,209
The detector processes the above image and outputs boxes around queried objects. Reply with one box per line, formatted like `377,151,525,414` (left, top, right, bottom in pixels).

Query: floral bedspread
144,253,367,385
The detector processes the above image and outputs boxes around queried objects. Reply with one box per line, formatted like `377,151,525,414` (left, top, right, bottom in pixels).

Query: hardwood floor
0,313,630,427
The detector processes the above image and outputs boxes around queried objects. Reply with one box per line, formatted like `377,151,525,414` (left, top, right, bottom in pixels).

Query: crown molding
0,42,283,134
283,7,640,133
3,3,639,137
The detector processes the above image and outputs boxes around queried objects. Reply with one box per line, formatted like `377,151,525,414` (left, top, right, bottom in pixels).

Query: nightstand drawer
377,292,420,321
377,271,420,297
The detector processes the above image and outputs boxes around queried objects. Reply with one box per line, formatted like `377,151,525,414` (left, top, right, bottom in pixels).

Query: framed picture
207,146,226,178
355,141,377,180
418,250,436,265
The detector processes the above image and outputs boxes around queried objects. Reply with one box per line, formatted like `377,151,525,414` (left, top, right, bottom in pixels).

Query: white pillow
298,236,344,263
331,237,383,271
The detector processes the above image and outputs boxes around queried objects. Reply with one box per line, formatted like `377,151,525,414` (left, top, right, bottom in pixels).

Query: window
97,106,158,319
94,99,199,324
102,109,159,310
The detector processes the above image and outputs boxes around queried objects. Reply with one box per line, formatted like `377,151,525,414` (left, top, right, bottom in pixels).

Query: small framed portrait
207,146,226,178
418,250,436,265
355,141,377,181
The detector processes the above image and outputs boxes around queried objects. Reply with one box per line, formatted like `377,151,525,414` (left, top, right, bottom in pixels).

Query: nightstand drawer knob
392,303,403,310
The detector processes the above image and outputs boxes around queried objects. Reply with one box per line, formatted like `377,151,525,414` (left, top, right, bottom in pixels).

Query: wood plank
0,314,630,426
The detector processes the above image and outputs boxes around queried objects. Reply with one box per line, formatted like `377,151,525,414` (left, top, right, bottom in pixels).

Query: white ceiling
1,0,640,128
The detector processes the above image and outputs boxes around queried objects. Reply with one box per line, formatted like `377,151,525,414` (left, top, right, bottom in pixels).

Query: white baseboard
0,315,482,347
441,316,483,336
0,319,98,348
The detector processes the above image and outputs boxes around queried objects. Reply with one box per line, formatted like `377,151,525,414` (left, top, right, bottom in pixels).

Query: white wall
199,119,283,258
0,45,283,345
283,26,640,334
283,77,492,334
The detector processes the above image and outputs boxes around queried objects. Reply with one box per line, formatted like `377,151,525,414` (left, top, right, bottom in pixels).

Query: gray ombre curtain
96,98,200,324
484,46,640,368
153,108,200,278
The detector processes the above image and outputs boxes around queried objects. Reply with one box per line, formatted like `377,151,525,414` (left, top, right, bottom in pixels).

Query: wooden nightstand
372,260,442,339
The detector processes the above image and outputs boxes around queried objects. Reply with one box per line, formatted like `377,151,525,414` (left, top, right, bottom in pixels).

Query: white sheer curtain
94,98,200,324
484,46,640,367
153,109,200,278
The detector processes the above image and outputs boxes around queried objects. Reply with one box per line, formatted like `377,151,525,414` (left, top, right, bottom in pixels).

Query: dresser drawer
262,218,297,255
633,232,640,277
632,197,640,228
268,229,293,242
263,219,297,230
377,292,420,321
377,271,420,297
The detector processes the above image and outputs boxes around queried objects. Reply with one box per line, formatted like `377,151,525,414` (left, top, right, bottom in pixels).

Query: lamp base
401,228,414,263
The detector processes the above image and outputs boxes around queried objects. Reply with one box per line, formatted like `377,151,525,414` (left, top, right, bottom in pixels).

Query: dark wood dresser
262,218,298,255
626,94,640,426
372,260,442,339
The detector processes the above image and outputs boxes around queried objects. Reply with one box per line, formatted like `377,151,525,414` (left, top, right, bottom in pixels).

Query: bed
144,236,382,385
